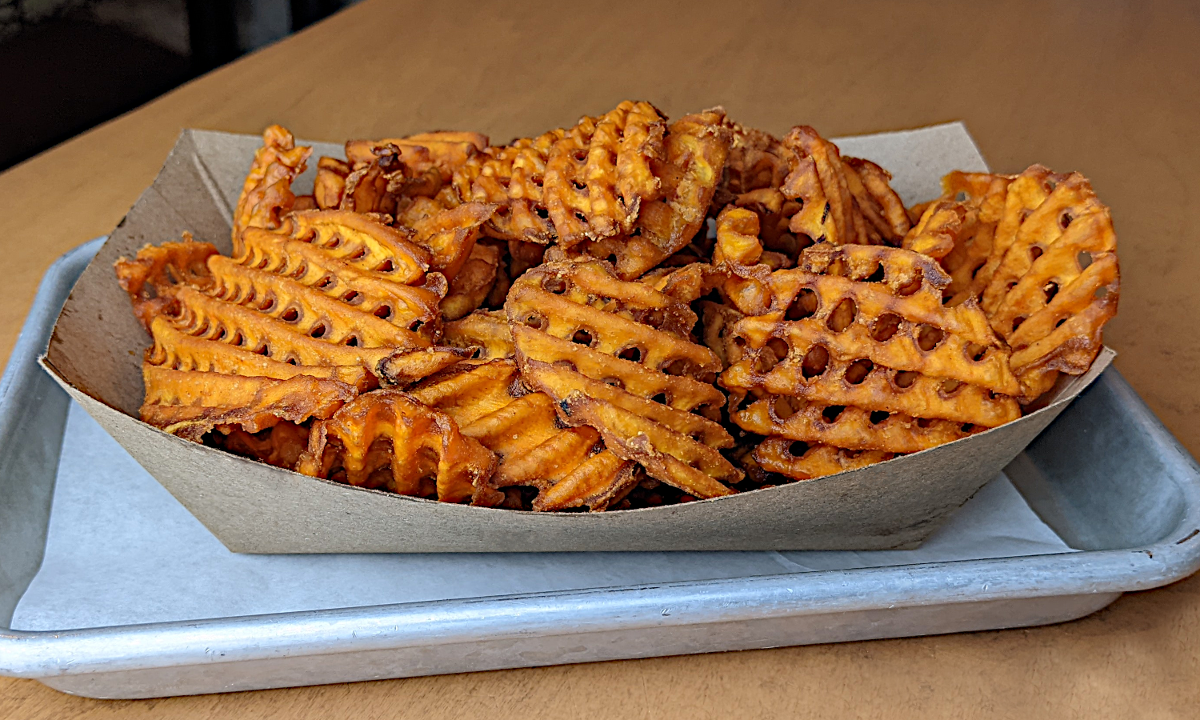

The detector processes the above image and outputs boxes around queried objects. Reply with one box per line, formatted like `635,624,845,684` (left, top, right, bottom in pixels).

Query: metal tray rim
2,239,1199,681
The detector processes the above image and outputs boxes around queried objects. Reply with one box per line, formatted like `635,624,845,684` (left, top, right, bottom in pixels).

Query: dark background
0,0,357,171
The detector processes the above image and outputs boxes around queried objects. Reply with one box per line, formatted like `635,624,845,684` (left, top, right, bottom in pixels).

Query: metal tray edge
0,239,1198,681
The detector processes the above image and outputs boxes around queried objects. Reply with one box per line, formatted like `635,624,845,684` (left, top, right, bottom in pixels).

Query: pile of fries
114,102,1120,511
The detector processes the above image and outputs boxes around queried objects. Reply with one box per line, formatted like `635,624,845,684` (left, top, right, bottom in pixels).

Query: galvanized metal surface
1,240,1199,699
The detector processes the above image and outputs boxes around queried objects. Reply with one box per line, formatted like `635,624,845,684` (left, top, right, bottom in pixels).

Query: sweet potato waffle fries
114,103,1120,511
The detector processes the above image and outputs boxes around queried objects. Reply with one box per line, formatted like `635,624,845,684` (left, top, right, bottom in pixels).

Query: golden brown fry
232,125,312,253
298,389,496,503
506,260,741,496
529,448,636,511
114,237,217,331
734,396,982,453
781,126,909,248
314,156,351,210
399,198,496,281
141,365,354,442
713,206,764,266
442,310,514,360
721,243,1019,468
345,131,488,182
978,169,1120,400
146,315,373,389
124,209,455,411
376,346,473,387
440,242,501,320
583,108,732,279
938,171,1012,304
754,439,893,481
844,157,912,244
902,199,967,260
338,145,404,215
452,129,566,243
212,423,311,469
409,360,627,509
543,100,667,246
561,395,737,499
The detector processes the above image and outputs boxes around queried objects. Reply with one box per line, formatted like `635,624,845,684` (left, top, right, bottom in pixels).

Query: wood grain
1,0,1198,716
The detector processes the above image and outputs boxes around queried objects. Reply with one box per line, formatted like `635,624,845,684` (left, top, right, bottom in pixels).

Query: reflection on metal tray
0,239,1198,699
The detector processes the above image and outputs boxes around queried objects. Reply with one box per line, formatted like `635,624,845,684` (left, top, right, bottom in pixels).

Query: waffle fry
118,211,463,414
754,439,893,481
402,199,496,281
452,129,566,243
443,310,514,360
506,260,741,498
345,131,488,182
297,389,496,503
337,145,408,215
409,360,632,510
314,156,351,210
140,365,354,442
543,100,666,246
440,241,501,320
978,169,1120,400
721,243,1019,477
114,236,218,330
232,125,312,253
720,121,789,198
781,126,909,248
115,111,1124,513
582,109,731,279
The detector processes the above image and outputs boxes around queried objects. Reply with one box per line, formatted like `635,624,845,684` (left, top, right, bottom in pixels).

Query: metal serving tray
1,239,1199,699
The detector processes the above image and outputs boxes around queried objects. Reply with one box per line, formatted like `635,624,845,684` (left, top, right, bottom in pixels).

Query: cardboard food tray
38,123,1112,552
1,240,1198,698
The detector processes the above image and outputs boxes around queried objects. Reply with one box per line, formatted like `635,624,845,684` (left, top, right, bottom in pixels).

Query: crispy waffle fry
582,109,731,279
713,206,764,266
734,396,982,453
902,171,1013,306
345,131,488,182
401,199,496,281
409,360,630,510
119,211,461,406
314,156,351,210
140,365,354,442
298,389,496,503
114,236,217,330
338,144,406,215
781,126,909,248
452,129,566,243
212,423,312,469
232,125,312,253
443,310,514,360
902,199,966,261
734,188,804,256
376,346,474,386
970,166,1066,299
440,241,501,320
721,243,1019,472
719,121,789,198
845,157,911,244
978,170,1120,400
754,439,893,481
506,260,741,497
543,101,666,246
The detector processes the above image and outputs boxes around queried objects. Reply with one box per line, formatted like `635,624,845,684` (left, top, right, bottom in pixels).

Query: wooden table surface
2,0,1198,716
